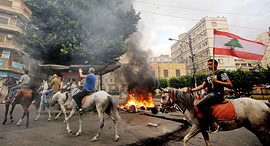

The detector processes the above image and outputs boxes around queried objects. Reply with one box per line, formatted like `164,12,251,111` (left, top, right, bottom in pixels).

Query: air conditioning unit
12,14,17,18
7,34,12,39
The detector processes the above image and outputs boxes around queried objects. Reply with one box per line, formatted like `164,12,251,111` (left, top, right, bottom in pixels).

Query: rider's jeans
9,85,21,99
42,89,53,103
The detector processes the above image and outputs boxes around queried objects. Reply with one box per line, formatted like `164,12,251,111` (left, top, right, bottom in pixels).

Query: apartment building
149,54,172,64
0,0,31,78
150,63,186,79
171,17,238,75
256,28,270,68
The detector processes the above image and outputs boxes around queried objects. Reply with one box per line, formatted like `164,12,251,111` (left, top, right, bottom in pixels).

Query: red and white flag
213,29,268,61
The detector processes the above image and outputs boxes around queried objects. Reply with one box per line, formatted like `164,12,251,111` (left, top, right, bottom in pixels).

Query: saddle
194,95,236,120
47,91,57,101
81,90,95,105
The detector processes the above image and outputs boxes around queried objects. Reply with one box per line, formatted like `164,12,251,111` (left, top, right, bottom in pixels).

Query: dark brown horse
2,89,35,128
2,76,17,99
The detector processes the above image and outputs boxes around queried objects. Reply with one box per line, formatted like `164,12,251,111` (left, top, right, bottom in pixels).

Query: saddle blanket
194,99,236,120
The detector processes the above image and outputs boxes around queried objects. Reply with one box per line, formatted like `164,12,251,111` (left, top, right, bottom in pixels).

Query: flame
2,100,6,104
121,92,155,109
183,117,186,120
31,100,36,104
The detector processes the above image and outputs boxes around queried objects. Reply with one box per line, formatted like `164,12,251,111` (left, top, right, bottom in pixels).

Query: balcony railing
0,0,13,7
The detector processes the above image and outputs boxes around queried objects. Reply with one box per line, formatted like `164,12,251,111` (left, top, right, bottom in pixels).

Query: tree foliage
159,78,169,88
18,0,140,65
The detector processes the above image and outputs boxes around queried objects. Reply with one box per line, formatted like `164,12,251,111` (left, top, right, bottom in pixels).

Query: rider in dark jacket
188,59,233,133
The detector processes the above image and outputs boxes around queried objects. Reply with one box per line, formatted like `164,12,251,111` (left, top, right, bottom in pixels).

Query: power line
136,9,266,31
132,0,270,17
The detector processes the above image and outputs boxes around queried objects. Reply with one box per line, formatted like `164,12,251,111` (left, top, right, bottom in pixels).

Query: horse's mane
173,88,197,108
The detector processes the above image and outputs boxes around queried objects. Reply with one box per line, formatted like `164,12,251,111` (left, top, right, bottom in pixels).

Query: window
212,22,217,27
0,17,9,25
176,70,180,77
0,34,5,42
110,79,112,83
20,23,26,30
164,70,168,77
218,59,223,64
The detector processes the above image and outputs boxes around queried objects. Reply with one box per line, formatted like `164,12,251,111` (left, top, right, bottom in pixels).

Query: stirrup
206,125,220,133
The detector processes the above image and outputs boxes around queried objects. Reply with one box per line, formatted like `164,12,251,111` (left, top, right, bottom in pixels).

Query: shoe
79,108,84,114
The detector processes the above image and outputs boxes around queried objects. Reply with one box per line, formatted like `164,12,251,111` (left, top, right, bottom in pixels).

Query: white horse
35,80,71,122
62,81,122,142
160,88,270,146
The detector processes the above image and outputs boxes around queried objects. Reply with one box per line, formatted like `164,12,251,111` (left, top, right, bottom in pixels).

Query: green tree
225,38,243,50
18,0,140,65
159,78,169,88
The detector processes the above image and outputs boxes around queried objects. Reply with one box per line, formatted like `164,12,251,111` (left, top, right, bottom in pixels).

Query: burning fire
120,92,155,109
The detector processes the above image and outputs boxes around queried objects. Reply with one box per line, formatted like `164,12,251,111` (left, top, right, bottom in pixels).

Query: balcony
0,0,32,20
0,24,23,33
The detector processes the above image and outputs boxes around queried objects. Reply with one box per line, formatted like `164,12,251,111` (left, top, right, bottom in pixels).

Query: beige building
171,17,238,75
0,0,31,78
149,54,172,64
150,63,186,79
256,28,270,68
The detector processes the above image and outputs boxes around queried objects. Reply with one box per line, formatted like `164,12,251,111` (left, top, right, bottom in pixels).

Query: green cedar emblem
224,38,243,50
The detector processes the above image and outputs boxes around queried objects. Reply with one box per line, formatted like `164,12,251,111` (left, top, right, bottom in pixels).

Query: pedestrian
187,59,233,133
42,74,60,104
73,67,96,114
6,70,30,103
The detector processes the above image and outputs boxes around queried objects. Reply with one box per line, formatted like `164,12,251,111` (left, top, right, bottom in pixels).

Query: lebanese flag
213,29,268,61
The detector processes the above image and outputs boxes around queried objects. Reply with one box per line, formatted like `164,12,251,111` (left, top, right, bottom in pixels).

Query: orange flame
121,92,155,109
2,100,6,104
31,100,36,104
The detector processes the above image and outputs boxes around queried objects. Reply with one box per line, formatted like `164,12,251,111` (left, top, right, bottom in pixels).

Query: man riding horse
6,70,31,103
42,74,60,105
72,67,96,114
188,59,233,133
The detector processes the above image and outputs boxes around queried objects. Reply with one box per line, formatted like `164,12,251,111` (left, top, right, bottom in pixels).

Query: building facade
0,0,31,78
150,63,186,79
256,28,270,68
171,17,238,75
149,54,172,64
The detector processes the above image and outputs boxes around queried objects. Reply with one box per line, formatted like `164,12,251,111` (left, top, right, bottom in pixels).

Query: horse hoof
92,137,97,142
55,118,58,121
68,130,72,134
16,123,20,126
63,120,66,123
115,135,119,142
10,119,14,123
35,118,38,121
75,132,81,136
48,119,51,122
2,122,5,125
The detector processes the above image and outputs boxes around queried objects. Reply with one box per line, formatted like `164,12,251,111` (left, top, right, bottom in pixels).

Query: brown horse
2,89,35,128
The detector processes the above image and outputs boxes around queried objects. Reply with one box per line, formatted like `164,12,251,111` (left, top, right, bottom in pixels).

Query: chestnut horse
160,88,270,146
2,88,35,128
2,76,17,99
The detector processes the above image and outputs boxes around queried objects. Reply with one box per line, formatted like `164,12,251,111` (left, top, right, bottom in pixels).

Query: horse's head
62,81,74,92
159,88,174,113
3,77,17,87
38,80,48,92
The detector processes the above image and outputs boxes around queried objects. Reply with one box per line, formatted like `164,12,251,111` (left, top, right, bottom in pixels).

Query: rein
160,89,174,105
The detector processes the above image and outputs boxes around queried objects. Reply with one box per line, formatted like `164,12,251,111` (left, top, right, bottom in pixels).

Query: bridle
160,88,193,114
3,77,16,87
62,81,79,92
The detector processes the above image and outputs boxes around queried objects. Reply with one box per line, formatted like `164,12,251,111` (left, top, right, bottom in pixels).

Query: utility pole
188,36,197,87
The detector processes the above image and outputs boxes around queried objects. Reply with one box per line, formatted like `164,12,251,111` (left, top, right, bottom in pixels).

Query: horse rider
187,59,233,133
6,70,31,103
42,74,60,105
73,67,96,114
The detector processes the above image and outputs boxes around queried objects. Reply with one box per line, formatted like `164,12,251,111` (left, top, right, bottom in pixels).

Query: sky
129,0,270,57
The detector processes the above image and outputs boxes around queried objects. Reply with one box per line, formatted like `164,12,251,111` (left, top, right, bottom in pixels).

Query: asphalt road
0,95,263,146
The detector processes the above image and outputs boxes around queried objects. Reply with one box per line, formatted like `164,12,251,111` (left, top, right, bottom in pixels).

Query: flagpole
212,29,216,89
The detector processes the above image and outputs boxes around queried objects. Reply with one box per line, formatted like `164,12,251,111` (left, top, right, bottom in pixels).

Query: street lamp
169,36,197,88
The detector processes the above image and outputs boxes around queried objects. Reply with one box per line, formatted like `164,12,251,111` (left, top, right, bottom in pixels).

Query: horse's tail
107,95,124,129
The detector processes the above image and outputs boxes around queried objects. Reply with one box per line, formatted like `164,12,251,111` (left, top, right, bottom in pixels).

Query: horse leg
9,103,16,123
25,107,30,128
17,105,28,126
201,131,211,146
35,97,43,121
56,104,66,123
92,110,105,142
2,103,10,125
47,105,51,121
107,112,119,142
183,125,202,146
66,107,77,134
75,114,83,136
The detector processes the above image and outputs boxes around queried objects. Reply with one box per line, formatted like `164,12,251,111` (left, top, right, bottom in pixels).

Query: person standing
73,67,96,113
188,59,233,133
6,70,30,102
42,74,60,104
